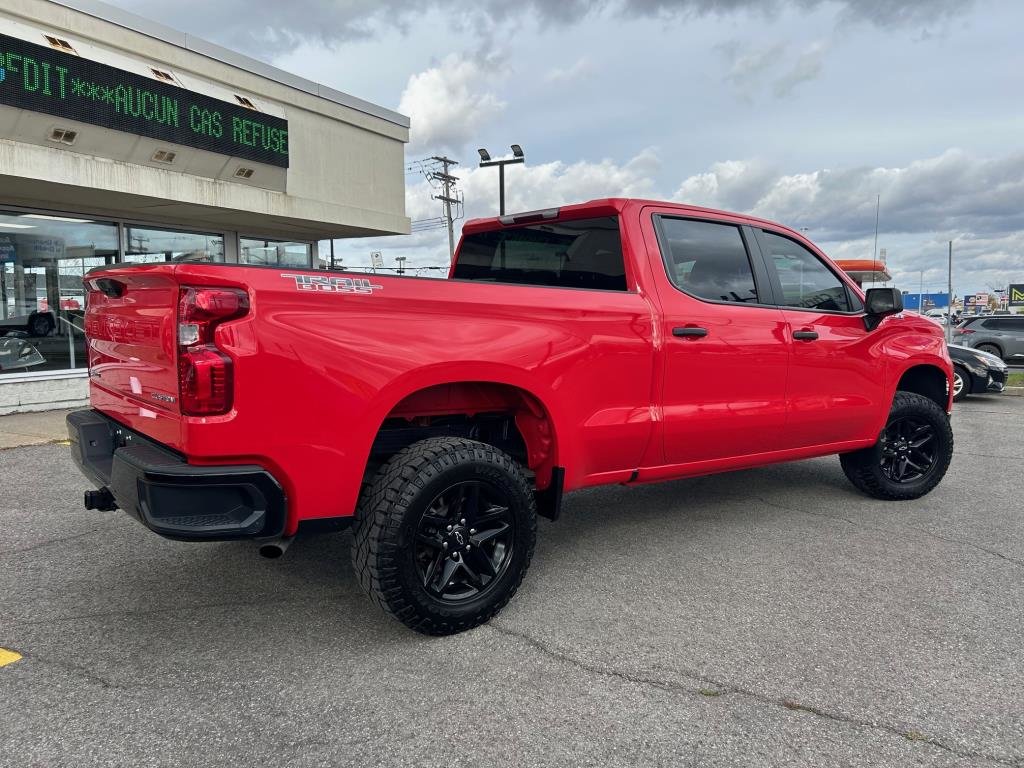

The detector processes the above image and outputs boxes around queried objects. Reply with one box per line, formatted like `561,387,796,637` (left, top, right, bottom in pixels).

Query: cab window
760,231,851,312
454,217,627,291
656,217,760,303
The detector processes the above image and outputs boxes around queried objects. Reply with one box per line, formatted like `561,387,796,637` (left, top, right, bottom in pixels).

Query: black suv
952,315,1024,361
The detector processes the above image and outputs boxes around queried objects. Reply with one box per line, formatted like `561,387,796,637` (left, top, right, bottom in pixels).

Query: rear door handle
673,326,708,338
793,330,819,341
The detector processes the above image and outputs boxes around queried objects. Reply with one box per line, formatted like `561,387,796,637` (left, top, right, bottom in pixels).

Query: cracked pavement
1,396,1023,767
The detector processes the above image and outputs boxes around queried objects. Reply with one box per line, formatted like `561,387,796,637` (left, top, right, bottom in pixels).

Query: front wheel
351,437,537,635
840,392,953,501
952,365,969,403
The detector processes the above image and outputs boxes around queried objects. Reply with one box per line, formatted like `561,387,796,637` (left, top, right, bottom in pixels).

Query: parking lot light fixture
477,144,526,216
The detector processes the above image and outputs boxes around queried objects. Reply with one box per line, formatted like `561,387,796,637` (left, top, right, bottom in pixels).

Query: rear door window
453,217,627,291
988,318,1024,331
759,230,852,312
655,217,760,303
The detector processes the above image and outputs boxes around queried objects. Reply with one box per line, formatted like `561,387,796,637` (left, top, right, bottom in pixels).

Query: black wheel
840,392,953,500
28,313,52,337
975,343,1002,360
351,437,537,635
951,365,969,403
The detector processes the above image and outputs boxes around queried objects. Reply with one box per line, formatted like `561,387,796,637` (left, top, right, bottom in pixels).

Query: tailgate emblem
151,393,176,403
281,274,383,295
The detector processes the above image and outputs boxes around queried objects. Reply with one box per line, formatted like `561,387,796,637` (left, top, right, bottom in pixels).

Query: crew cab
68,199,954,634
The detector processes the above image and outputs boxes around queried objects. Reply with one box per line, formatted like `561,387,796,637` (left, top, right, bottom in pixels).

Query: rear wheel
28,313,53,337
351,437,537,635
840,392,953,500
975,343,1002,360
951,365,969,402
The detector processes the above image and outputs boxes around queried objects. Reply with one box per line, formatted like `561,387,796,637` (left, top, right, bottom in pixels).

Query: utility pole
919,270,924,314
430,156,460,265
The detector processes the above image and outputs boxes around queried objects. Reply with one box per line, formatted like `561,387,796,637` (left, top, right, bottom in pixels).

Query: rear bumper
66,409,286,542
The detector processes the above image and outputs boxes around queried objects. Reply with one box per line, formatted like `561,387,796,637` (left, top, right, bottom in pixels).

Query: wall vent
234,167,255,179
151,149,177,164
48,128,78,145
44,35,77,55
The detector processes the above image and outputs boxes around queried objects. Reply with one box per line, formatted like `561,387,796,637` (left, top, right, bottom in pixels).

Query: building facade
0,0,409,412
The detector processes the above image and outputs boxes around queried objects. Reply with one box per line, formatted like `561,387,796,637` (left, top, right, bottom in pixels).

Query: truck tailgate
84,266,183,442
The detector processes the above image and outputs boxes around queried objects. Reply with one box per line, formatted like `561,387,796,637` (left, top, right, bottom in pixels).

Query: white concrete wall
0,371,88,414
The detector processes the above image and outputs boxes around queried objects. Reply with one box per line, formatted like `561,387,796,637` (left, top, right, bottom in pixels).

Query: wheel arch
974,340,1004,358
895,364,950,411
366,369,564,492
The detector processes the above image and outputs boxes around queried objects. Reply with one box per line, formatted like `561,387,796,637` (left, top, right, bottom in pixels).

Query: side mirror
863,288,903,331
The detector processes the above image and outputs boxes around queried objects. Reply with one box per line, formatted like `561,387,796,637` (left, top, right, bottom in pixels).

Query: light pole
478,145,525,215
947,240,953,342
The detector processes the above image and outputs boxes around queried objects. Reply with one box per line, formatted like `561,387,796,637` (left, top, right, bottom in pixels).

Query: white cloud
398,53,506,153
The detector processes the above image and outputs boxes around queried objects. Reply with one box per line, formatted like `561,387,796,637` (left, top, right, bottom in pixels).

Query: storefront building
0,0,409,412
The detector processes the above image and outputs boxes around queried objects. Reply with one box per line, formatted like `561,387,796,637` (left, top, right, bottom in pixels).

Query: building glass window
0,210,117,376
124,226,225,264
240,238,313,268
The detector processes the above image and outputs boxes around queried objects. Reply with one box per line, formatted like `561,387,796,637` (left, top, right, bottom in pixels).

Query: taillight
178,287,249,415
958,328,974,335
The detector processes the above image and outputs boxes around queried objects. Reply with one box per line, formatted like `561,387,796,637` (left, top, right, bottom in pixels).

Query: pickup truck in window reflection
67,198,953,636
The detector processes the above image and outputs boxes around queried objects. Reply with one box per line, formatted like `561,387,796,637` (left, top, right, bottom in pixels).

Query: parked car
0,308,55,337
948,344,1008,402
66,198,954,635
952,315,1024,361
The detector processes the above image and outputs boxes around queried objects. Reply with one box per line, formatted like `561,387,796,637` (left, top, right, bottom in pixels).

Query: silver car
952,315,1024,362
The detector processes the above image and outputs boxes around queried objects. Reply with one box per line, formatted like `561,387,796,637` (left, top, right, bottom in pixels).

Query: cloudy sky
110,0,1023,298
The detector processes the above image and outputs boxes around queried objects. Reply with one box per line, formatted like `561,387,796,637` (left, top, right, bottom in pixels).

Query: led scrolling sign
0,32,289,167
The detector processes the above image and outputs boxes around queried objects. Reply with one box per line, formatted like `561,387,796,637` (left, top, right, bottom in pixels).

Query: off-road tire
840,391,953,501
351,437,537,635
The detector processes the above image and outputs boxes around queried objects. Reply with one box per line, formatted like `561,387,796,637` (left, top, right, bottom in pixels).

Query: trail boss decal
281,274,383,294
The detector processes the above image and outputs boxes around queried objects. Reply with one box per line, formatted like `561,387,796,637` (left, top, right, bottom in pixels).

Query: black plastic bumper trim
67,409,286,542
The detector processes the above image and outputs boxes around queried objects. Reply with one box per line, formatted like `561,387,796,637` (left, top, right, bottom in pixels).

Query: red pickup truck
68,198,954,634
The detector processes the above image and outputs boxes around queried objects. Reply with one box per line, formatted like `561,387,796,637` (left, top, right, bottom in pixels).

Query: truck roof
461,198,807,240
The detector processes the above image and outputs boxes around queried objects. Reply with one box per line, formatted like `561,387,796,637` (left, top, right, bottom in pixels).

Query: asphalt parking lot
2,397,1023,768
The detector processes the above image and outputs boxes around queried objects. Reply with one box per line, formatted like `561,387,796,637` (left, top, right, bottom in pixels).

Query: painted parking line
0,648,22,667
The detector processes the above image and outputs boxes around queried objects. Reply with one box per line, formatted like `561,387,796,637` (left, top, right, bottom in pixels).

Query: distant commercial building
0,0,409,412
902,292,950,312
